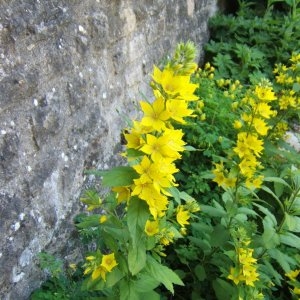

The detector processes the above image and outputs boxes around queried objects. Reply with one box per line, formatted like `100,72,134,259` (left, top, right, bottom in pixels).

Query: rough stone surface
0,1,217,299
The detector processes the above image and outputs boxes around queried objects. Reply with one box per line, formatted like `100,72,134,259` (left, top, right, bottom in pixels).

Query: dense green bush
205,0,300,83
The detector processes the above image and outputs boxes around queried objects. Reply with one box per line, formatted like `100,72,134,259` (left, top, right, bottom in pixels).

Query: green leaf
262,217,280,249
127,197,149,246
128,242,147,275
293,82,300,93
210,224,230,247
146,256,184,294
260,259,283,286
138,291,160,300
179,191,196,202
119,279,139,300
126,148,145,158
263,176,291,198
105,268,124,288
80,189,102,211
75,215,101,229
194,264,207,281
188,237,212,253
237,206,258,217
268,248,297,273
253,203,277,226
101,231,119,252
86,166,139,187
134,274,160,293
103,226,129,241
263,176,291,188
201,204,227,218
280,232,300,249
284,213,300,232
184,145,198,151
169,186,181,204
261,185,281,205
212,278,235,300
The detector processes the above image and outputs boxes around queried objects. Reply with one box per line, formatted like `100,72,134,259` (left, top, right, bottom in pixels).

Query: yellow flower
228,267,244,285
69,263,77,271
133,156,172,192
141,130,185,162
131,177,157,200
92,265,107,281
141,134,174,161
185,199,201,213
243,266,259,287
234,140,252,159
152,65,198,101
279,94,296,110
247,135,264,157
255,102,275,119
147,193,169,219
176,205,190,227
212,169,226,186
140,97,170,131
163,128,186,152
101,253,118,272
235,133,263,158
85,255,96,261
99,215,107,224
293,287,300,295
112,186,131,203
180,227,187,235
236,247,259,287
255,85,276,101
166,99,194,124
224,176,237,188
286,269,300,281
252,118,269,136
233,120,243,129
245,175,264,190
239,158,258,178
159,228,175,245
124,120,149,149
145,219,159,236
276,72,287,84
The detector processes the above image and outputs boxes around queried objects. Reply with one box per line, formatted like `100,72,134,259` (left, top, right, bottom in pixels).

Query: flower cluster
285,269,300,297
228,241,259,287
83,252,118,282
81,42,201,288
213,79,278,190
274,52,300,111
122,46,198,220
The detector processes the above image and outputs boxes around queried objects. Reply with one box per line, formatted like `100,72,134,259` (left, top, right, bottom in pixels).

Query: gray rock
0,0,217,298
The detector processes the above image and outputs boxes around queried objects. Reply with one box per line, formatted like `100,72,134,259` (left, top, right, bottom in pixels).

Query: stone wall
0,0,217,299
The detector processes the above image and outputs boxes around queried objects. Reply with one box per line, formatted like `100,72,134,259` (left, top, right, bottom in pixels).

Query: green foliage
30,254,103,300
205,0,300,83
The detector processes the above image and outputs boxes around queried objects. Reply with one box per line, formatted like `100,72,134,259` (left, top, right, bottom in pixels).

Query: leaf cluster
205,1,300,82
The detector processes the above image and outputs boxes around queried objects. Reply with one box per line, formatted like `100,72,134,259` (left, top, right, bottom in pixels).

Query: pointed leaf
128,242,147,275
86,166,139,187
284,213,300,232
280,232,300,249
134,274,160,293
127,197,149,246
268,248,297,273
146,256,184,294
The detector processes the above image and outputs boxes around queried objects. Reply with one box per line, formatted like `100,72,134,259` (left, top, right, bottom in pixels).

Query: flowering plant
78,42,201,299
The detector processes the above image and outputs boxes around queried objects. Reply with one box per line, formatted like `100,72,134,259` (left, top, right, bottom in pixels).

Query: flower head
176,205,190,227
101,253,118,272
145,219,160,236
